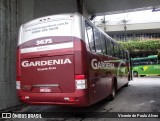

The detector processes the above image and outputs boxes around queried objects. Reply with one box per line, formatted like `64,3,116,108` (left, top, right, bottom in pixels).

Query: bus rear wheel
109,82,116,100
133,71,138,77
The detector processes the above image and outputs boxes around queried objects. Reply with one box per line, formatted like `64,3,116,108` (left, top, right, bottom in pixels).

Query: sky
94,9,160,25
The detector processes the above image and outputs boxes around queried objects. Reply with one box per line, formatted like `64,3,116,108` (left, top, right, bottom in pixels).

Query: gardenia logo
22,59,72,67
91,59,115,70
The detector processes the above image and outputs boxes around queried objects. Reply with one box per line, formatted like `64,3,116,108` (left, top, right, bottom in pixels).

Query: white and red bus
16,13,131,107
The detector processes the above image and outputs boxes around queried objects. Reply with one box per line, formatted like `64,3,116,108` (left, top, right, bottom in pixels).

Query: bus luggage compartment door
21,55,75,93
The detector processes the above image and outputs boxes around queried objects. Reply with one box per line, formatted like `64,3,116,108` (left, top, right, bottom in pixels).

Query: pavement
1,77,160,121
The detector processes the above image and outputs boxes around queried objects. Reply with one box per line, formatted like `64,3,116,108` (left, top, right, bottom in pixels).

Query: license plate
40,87,51,92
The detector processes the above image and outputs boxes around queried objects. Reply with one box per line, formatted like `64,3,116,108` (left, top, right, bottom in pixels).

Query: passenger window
132,60,139,66
126,51,129,62
85,23,96,52
106,39,112,56
150,59,157,64
140,59,149,65
112,42,120,58
84,29,90,50
105,38,109,55
101,34,107,55
117,45,121,58
119,47,123,59
94,29,102,53
111,42,115,57
114,44,117,57
116,45,121,58
123,50,126,60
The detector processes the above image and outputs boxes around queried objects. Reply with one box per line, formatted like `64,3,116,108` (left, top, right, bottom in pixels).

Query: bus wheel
124,82,128,87
133,71,138,77
140,75,145,77
109,82,116,100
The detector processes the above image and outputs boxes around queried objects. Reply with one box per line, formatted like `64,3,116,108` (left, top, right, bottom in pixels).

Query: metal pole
122,19,127,42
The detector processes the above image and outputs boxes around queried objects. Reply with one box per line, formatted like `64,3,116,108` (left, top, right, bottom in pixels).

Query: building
94,10,160,57
94,9,160,42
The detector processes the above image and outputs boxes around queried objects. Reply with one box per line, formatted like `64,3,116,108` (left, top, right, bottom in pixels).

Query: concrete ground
1,77,160,121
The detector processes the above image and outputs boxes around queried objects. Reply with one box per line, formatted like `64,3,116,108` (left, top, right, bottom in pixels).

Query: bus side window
106,39,112,56
123,49,126,60
84,27,90,51
117,45,121,59
85,23,96,52
126,51,129,62
94,29,102,53
120,47,124,59
114,44,119,58
101,34,107,55
140,59,149,65
111,42,115,57
132,60,139,66
150,58,157,64
105,38,110,55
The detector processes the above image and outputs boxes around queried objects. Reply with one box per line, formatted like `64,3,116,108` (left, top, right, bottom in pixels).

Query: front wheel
133,71,138,77
140,75,145,77
124,82,129,87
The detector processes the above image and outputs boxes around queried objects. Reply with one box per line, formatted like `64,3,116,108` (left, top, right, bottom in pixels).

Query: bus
16,13,131,107
132,55,160,77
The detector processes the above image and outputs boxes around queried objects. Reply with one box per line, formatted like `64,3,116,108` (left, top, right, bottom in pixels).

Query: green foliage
118,40,160,51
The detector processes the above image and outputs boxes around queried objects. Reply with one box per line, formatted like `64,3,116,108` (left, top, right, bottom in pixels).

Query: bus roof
132,55,158,60
148,55,157,58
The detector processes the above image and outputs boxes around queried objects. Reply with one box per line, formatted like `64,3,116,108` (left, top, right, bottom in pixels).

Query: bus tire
124,82,128,87
109,81,117,100
133,71,138,77
140,75,145,77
